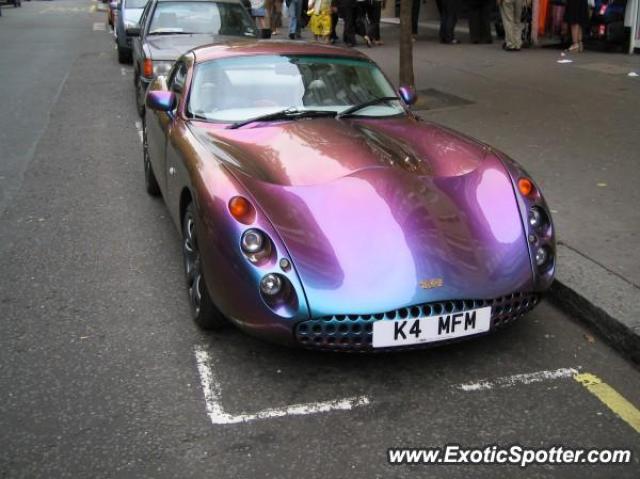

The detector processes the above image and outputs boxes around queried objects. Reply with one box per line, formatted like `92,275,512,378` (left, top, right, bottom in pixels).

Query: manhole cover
414,88,474,111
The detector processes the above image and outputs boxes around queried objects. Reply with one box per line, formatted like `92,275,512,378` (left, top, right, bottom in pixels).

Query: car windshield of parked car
148,1,255,36
126,0,148,8
188,55,404,122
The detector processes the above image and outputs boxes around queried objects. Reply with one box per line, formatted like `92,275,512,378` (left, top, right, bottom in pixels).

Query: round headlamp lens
241,229,264,254
260,273,283,296
535,246,549,267
529,207,543,229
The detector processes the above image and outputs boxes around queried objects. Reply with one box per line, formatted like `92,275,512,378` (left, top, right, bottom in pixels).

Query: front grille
295,292,540,351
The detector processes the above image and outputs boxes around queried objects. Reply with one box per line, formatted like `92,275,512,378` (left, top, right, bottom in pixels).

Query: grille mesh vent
295,293,540,351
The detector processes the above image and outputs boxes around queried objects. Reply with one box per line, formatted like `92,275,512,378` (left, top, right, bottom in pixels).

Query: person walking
308,0,332,42
467,0,493,43
270,0,283,35
286,0,303,38
563,0,588,52
359,0,383,45
438,0,461,43
498,0,523,50
342,0,372,46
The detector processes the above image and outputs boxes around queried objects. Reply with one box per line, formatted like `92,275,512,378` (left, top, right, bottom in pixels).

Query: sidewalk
360,23,640,361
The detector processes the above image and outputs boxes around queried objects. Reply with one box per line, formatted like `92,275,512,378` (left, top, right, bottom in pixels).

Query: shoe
288,33,295,40
364,35,372,47
502,42,507,50
450,39,460,44
565,43,581,53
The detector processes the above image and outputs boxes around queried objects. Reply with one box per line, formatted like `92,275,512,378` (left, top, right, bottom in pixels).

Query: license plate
372,306,492,348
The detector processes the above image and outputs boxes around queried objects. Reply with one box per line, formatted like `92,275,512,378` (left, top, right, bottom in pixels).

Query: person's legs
288,0,299,37
439,0,450,42
468,4,481,43
368,0,381,42
447,0,460,42
343,0,356,45
512,0,523,49
479,0,493,42
500,0,515,48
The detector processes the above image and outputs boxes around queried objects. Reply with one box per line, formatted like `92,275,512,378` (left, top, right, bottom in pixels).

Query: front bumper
294,292,541,352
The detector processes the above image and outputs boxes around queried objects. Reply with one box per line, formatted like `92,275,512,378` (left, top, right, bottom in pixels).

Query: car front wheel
142,118,160,197
182,203,226,330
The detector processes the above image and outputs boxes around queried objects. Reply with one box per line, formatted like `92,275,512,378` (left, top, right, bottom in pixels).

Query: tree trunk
399,0,415,87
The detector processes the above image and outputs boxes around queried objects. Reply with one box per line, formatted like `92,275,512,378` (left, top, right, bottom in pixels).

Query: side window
169,62,188,94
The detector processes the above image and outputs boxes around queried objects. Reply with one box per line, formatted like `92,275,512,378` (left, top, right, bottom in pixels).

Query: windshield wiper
228,108,338,129
337,96,401,119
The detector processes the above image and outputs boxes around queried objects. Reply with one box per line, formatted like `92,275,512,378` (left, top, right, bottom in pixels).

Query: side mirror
398,85,417,106
126,26,141,37
146,90,177,112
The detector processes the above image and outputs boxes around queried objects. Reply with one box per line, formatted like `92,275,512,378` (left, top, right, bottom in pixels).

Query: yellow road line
574,373,640,434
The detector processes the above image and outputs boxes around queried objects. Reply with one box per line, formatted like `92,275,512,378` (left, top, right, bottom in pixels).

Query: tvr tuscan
142,42,555,351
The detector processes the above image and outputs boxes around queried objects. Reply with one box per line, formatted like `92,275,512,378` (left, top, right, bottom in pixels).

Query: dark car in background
115,0,150,64
128,0,257,116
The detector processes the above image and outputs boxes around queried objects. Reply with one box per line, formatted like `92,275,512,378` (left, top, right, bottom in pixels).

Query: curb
547,244,640,364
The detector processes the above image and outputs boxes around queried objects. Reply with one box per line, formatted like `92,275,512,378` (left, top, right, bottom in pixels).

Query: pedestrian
308,0,332,42
286,0,303,38
342,0,371,47
498,0,522,50
329,0,339,43
438,0,461,43
467,0,493,43
250,0,268,33
270,0,283,35
356,0,373,46
357,0,383,45
368,0,384,45
563,0,588,52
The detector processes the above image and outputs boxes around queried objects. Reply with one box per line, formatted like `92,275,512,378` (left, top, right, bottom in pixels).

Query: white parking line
93,22,106,31
134,121,143,144
194,345,370,425
456,367,580,392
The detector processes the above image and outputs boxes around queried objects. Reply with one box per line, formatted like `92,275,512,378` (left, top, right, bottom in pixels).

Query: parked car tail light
228,196,256,224
517,177,535,197
143,59,153,78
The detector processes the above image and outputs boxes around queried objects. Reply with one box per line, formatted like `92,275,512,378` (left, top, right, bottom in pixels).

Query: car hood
195,118,534,316
146,34,253,61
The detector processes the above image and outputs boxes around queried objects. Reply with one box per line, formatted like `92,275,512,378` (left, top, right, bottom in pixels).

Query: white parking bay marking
456,367,580,392
194,345,370,425
93,22,106,32
135,121,143,144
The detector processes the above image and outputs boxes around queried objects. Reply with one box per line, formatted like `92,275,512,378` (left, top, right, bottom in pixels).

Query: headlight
260,274,283,296
528,206,549,231
535,246,550,267
241,229,264,254
152,61,173,77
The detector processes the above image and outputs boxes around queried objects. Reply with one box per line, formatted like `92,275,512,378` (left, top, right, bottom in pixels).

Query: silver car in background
114,0,150,64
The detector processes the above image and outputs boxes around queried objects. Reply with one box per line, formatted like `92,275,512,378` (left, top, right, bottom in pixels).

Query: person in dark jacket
438,0,461,43
467,0,493,43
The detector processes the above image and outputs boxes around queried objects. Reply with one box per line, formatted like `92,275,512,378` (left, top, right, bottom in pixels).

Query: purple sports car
142,42,555,351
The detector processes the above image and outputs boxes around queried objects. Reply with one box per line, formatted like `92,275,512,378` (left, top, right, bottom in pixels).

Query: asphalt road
0,2,639,478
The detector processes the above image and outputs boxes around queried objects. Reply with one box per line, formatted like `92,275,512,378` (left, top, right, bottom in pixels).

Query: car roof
191,41,371,64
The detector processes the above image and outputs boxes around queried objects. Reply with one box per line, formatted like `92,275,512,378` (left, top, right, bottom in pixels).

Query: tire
182,203,226,330
135,75,146,118
142,117,161,197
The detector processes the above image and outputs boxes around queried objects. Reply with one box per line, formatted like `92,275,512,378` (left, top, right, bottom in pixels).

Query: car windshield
126,0,148,8
148,1,255,36
188,55,405,122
